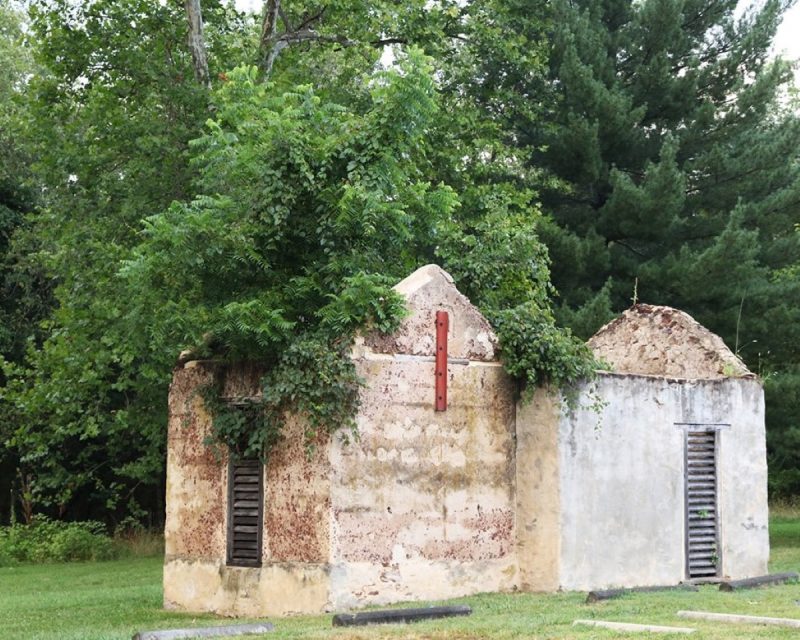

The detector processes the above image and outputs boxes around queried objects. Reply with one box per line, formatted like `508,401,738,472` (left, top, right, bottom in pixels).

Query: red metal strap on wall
435,310,448,411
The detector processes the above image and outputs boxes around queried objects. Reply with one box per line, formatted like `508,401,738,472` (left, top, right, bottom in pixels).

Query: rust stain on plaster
180,502,225,558
335,511,418,564
167,364,228,560
168,363,216,418
264,420,331,564
334,508,514,563
422,509,514,561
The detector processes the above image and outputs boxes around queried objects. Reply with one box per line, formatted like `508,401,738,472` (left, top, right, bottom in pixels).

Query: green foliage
0,3,56,525
0,517,116,565
124,49,594,458
0,4,48,366
122,52,453,456
766,368,800,497
203,334,363,460
436,186,552,311
533,0,800,322
429,3,597,390
489,302,596,392
0,0,253,522
434,186,598,390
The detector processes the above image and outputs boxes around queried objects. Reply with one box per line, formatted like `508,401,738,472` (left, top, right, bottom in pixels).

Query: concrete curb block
132,622,275,639
573,620,695,634
332,605,472,626
677,611,800,628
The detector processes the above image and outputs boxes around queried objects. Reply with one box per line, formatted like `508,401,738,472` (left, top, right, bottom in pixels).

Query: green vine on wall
200,333,368,461
488,302,599,397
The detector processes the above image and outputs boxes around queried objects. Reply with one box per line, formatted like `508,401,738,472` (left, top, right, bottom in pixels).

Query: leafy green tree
766,223,800,496
0,3,57,524
0,4,45,365
1,0,248,522
2,0,591,521
121,48,594,457
423,0,595,391
121,53,450,455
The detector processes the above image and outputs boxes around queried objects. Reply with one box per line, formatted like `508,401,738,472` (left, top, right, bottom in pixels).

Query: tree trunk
258,0,282,77
184,0,211,88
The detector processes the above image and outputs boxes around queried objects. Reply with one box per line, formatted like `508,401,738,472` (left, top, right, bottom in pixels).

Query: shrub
0,517,118,565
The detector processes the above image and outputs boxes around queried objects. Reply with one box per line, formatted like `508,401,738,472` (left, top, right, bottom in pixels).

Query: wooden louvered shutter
685,429,720,579
226,458,263,567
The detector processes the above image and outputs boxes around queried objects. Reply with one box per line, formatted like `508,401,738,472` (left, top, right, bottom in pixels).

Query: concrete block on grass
133,622,274,639
332,605,472,626
718,572,798,591
677,611,800,628
573,620,695,634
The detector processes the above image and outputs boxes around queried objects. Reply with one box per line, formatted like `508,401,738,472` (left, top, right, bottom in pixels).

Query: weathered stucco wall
364,264,497,361
164,264,519,615
716,378,769,579
163,559,330,617
328,349,517,609
588,304,752,379
557,374,686,590
262,414,331,564
164,362,226,565
515,388,561,591
165,349,518,615
164,362,333,617
163,271,769,616
556,373,768,590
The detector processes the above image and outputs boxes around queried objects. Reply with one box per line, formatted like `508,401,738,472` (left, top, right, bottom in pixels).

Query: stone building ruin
163,265,769,616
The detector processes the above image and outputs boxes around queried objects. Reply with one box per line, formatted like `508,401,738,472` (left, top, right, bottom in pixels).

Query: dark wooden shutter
226,458,263,567
685,429,720,579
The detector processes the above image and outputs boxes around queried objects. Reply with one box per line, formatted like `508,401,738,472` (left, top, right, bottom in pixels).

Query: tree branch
262,39,289,77
610,238,648,258
255,2,421,78
296,7,326,31
282,29,353,46
371,37,407,46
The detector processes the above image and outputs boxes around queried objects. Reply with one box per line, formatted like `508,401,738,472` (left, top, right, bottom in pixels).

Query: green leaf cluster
0,0,236,522
120,52,457,457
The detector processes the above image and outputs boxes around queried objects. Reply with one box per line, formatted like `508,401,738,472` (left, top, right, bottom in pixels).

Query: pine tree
485,0,800,494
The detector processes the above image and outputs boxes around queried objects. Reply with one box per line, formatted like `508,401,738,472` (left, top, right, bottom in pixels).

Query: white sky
772,2,800,62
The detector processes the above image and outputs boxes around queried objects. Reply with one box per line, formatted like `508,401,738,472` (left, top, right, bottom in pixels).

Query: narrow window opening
226,457,263,567
685,427,720,580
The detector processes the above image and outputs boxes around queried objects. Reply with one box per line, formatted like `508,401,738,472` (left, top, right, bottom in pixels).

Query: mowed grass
1,514,798,640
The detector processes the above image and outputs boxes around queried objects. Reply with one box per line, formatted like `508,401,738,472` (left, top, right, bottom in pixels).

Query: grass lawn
1,512,798,640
